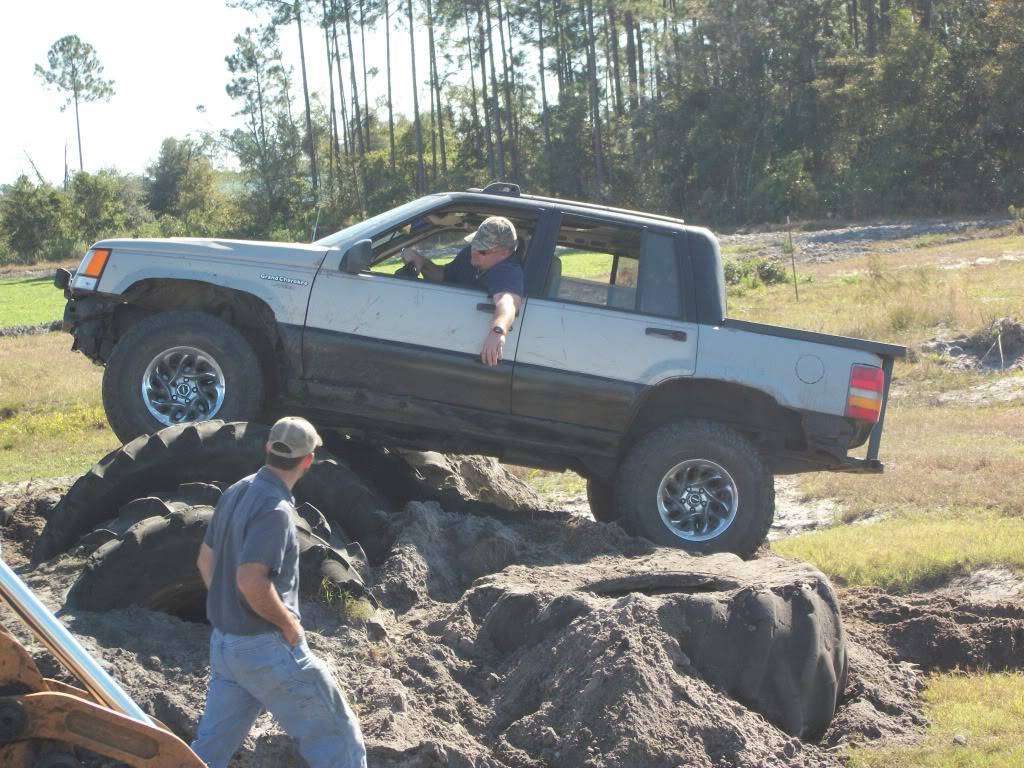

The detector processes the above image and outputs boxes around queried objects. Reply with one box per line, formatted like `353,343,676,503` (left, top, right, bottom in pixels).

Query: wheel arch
624,378,806,459
111,278,287,401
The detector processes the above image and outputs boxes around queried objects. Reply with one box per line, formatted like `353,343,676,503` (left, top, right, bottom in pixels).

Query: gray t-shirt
204,467,300,635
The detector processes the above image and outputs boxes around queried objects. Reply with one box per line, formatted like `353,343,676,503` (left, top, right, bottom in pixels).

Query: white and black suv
55,183,906,557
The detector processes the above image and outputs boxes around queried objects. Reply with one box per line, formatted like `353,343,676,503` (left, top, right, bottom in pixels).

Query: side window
638,232,683,318
369,228,465,275
545,218,684,319
546,216,641,310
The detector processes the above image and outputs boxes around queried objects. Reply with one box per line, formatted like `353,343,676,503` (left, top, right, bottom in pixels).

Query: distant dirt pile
922,316,1024,371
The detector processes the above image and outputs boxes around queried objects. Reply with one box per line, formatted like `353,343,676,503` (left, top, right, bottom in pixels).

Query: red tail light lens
846,364,885,422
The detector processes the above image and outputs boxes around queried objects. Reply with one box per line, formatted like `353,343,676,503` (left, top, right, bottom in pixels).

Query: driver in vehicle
399,216,524,367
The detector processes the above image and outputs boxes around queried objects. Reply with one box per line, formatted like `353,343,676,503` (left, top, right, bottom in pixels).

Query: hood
91,237,332,272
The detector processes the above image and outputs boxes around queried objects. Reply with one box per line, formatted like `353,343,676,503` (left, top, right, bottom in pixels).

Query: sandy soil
6,472,1018,767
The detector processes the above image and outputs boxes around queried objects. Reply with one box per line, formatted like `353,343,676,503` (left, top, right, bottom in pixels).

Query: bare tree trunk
624,10,638,111
321,0,339,187
358,0,371,149
73,90,84,171
408,0,426,191
553,0,566,92
343,0,365,156
485,0,507,178
426,0,447,175
865,0,876,53
464,8,481,147
608,2,623,116
477,5,496,177
384,0,396,171
636,18,646,104
293,2,319,201
495,0,516,182
584,0,605,194
536,0,551,176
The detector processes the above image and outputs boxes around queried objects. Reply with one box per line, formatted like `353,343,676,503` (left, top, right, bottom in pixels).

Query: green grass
775,513,1024,593
0,333,118,482
849,673,1024,767
0,277,66,328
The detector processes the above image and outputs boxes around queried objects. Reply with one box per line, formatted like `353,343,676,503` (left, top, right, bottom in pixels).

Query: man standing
191,416,367,768
400,215,524,367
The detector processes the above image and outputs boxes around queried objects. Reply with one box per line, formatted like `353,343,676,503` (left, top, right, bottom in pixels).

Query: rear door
512,214,698,433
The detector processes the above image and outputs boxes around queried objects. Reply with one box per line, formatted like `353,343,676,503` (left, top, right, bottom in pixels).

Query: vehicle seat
546,255,563,297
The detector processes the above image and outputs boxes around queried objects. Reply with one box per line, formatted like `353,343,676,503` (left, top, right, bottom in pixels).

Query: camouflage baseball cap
268,416,323,458
465,216,517,252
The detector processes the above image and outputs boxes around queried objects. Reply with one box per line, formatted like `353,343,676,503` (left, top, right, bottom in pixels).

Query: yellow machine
0,560,204,767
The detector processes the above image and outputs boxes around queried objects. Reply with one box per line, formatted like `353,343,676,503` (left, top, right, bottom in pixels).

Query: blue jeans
191,629,367,768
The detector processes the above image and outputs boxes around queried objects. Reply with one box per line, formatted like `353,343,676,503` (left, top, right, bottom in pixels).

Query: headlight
70,248,112,291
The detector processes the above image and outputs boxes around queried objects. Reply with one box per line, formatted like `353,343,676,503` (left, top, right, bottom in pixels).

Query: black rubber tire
33,421,392,565
586,478,619,522
614,419,774,558
102,310,264,444
66,504,373,621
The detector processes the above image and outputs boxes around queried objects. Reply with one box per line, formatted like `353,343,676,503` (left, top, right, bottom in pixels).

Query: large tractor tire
33,421,392,565
101,310,265,444
615,419,774,558
472,549,847,739
66,503,373,622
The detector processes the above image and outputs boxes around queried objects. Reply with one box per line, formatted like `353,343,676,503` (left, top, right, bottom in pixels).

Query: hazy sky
1,0,428,185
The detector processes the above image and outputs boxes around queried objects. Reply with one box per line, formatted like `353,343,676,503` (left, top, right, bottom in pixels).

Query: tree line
3,0,1023,265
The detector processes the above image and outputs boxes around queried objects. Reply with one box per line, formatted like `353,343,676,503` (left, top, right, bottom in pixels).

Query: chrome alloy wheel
141,346,226,426
656,459,739,542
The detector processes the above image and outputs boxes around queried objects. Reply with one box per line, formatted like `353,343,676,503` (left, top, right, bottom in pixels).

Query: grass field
0,276,66,327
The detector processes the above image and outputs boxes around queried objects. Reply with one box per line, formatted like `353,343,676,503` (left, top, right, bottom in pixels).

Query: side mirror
340,239,373,274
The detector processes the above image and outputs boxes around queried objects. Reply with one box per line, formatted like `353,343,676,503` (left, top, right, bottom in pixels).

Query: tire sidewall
616,420,772,556
103,312,263,443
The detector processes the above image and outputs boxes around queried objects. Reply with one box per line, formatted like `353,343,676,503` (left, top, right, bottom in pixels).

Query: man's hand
400,247,423,271
481,328,506,367
282,616,304,647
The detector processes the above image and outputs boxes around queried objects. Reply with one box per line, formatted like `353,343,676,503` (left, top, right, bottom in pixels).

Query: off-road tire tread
101,310,264,444
66,503,373,616
614,419,774,558
33,421,392,564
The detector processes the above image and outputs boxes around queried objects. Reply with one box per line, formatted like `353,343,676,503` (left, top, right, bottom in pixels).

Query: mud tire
66,504,373,621
102,310,264,444
615,419,774,558
33,421,391,565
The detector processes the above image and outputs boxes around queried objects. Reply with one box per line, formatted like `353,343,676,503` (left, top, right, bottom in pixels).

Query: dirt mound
842,587,1024,672
0,477,73,568
1,479,931,766
921,317,1024,372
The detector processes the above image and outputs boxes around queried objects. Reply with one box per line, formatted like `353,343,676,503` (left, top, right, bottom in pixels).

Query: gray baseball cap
465,216,517,251
268,416,323,458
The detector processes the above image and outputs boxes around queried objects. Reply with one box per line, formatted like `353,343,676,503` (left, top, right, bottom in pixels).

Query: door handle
477,303,496,313
645,327,688,342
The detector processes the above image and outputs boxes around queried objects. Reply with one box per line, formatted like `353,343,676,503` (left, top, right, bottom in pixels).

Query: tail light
846,365,885,423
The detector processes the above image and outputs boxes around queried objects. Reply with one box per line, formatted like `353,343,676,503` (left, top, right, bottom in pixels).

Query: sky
1,0,429,186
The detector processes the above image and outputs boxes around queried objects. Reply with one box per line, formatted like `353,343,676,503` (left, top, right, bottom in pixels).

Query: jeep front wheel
102,311,264,443
615,419,774,558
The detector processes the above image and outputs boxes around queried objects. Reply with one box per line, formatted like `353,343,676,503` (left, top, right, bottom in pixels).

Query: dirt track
4,473,1023,768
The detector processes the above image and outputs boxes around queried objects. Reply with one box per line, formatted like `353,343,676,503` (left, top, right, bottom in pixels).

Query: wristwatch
492,326,506,337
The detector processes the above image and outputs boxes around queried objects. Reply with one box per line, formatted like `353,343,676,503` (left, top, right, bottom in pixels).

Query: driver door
302,229,521,414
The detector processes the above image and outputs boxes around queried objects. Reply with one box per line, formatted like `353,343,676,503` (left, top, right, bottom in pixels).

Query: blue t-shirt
204,468,300,635
443,246,524,299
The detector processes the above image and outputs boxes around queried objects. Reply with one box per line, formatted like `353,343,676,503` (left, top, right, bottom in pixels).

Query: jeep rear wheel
615,419,774,558
102,311,264,443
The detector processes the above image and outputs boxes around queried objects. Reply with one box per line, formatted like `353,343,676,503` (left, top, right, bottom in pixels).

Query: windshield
313,196,444,247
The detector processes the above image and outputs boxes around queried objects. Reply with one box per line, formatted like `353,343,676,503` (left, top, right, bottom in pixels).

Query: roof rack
466,181,522,197
463,182,684,225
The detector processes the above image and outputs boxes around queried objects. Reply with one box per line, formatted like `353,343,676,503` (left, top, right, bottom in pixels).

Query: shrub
723,256,790,287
